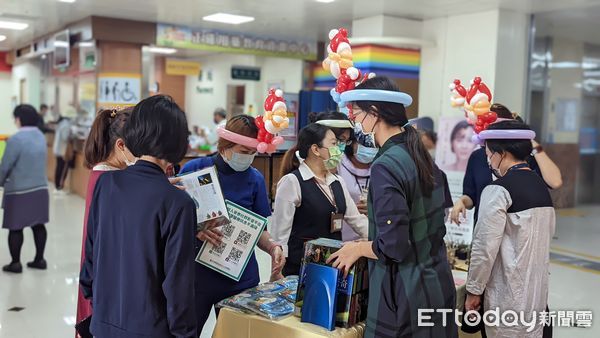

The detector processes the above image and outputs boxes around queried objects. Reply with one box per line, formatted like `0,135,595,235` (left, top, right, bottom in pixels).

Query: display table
213,307,365,338
213,270,481,338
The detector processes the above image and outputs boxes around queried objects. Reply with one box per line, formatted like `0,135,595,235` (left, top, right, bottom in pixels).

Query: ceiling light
58,0,77,3
0,35,6,42
316,0,336,3
145,46,177,54
0,20,29,30
202,13,255,25
78,41,95,47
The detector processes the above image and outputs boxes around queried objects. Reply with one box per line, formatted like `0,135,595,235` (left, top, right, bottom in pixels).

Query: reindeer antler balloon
450,76,497,134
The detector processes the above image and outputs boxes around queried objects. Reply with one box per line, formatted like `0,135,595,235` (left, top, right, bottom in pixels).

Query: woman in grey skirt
0,104,49,273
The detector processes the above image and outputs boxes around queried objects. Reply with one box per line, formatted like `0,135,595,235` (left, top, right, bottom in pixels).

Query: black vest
286,169,347,274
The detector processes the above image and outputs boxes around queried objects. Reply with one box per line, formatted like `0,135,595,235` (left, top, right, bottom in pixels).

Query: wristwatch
531,144,544,156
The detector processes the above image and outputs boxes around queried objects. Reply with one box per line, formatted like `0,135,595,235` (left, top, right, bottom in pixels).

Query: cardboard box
294,238,369,328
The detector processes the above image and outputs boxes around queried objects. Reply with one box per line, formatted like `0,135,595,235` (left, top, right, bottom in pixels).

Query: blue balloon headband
472,129,536,145
339,89,413,107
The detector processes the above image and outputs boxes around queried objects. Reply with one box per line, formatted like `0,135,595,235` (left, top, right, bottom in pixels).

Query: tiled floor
0,191,598,337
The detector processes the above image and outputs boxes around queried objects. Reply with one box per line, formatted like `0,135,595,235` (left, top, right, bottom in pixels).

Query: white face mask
119,148,137,167
224,152,256,172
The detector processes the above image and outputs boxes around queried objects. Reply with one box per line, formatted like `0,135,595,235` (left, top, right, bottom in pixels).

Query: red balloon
483,123,490,130
487,112,498,123
475,125,484,134
476,119,484,127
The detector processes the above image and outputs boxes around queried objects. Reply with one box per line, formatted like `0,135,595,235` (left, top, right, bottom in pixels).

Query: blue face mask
354,144,378,164
337,142,347,153
224,152,256,172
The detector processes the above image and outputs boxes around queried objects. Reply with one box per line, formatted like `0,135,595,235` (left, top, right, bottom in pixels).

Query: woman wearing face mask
180,115,285,334
272,123,368,276
75,107,134,336
464,120,554,337
327,77,457,338
337,135,378,241
450,103,562,226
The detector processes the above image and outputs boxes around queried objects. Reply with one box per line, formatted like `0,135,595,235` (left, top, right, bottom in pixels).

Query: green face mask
323,146,342,170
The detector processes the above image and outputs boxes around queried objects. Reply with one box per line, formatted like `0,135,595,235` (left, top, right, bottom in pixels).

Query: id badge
330,213,343,233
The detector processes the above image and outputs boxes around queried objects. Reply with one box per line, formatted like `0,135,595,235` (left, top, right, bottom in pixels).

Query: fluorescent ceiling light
58,0,77,3
0,35,6,42
0,20,29,30
145,46,177,54
78,41,95,47
316,0,336,3
54,40,69,48
202,13,255,25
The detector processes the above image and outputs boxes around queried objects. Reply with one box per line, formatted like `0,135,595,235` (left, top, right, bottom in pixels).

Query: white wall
493,10,529,116
185,54,303,129
419,9,529,128
11,60,42,110
419,10,500,126
0,72,16,134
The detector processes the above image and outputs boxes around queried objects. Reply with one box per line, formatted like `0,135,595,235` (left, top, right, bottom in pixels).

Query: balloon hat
216,88,288,154
450,76,536,145
339,88,413,107
473,128,536,146
322,27,375,117
450,76,497,134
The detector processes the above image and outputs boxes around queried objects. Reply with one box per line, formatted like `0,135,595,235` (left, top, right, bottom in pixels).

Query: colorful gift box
295,238,369,328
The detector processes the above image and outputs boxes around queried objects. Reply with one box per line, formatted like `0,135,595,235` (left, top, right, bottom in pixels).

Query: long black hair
280,123,330,177
354,76,435,196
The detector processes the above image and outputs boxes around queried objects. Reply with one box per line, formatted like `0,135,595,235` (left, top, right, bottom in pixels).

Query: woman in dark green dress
329,77,457,338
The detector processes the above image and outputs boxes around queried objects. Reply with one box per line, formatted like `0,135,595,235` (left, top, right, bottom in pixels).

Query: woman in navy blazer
80,95,198,338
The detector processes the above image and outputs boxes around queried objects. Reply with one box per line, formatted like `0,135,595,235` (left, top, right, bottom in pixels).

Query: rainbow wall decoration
313,44,420,89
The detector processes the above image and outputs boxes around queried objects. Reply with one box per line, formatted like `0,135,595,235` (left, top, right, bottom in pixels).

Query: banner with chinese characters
156,23,317,60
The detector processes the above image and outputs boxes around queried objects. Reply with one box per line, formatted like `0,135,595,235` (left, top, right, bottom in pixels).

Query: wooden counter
46,133,91,200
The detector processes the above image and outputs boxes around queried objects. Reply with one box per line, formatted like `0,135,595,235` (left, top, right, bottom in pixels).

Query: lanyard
340,162,370,190
313,179,339,214
507,163,530,173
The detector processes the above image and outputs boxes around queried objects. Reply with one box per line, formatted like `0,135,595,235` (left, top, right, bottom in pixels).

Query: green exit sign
231,66,261,81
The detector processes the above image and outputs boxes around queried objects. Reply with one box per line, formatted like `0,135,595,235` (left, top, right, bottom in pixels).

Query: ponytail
280,145,300,178
404,125,435,196
84,108,132,169
279,123,330,178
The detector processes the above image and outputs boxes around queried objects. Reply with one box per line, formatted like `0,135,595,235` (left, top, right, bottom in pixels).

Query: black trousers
55,156,69,190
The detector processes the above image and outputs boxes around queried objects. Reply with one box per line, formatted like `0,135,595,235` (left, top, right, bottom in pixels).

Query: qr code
226,247,243,264
222,223,235,238
209,242,227,256
234,230,252,246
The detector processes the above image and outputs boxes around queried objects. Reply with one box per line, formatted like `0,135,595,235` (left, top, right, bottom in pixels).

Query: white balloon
331,62,341,79
337,42,351,53
265,120,279,134
272,101,287,112
327,44,332,54
329,29,339,40
346,67,359,80
275,89,283,97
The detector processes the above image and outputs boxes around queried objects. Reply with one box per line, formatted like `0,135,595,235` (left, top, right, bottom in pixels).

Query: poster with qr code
178,166,230,232
195,200,267,281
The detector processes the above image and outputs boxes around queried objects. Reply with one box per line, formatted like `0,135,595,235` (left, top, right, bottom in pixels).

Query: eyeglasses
337,139,352,146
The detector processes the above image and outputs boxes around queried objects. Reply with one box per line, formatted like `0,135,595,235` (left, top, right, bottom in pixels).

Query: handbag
75,315,93,338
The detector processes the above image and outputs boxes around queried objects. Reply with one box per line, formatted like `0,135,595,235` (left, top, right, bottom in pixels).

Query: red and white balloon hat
217,89,288,155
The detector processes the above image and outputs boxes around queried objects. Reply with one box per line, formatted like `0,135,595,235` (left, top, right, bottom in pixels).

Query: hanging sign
97,73,141,107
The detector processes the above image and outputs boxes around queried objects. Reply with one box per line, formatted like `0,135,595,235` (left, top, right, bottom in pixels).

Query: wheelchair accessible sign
97,73,141,107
